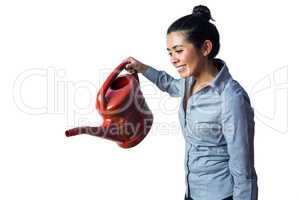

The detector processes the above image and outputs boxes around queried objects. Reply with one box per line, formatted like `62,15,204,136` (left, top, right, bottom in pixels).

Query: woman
124,5,258,200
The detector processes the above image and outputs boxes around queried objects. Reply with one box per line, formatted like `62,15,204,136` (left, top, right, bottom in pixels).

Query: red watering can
65,61,153,148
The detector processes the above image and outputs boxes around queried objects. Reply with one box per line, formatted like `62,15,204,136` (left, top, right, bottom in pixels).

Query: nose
170,55,179,65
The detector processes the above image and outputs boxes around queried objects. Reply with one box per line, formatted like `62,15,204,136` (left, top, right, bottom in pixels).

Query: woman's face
167,31,205,78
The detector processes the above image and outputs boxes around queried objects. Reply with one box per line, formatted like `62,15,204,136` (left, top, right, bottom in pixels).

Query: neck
193,59,218,88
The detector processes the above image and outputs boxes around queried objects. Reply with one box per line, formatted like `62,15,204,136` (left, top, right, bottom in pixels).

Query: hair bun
192,5,214,22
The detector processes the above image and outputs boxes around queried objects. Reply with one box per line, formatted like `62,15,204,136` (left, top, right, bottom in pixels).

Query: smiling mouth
176,65,186,72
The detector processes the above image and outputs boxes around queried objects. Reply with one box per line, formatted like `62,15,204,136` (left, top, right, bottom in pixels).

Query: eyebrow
167,45,183,51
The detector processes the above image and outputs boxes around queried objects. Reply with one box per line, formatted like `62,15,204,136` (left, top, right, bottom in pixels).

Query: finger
122,57,131,65
128,57,137,64
125,64,132,70
127,68,134,73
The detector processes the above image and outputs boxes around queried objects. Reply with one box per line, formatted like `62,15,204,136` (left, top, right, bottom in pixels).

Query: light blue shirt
142,59,258,200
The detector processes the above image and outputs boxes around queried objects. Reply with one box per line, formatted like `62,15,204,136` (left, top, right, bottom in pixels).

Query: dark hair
167,5,220,59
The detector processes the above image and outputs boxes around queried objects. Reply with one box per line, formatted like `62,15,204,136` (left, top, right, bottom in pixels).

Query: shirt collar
190,58,231,95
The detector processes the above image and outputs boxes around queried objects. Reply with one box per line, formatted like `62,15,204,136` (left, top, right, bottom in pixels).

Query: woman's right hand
123,57,149,74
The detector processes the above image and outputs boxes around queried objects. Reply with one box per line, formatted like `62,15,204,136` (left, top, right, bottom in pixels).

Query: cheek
190,52,203,66
182,50,197,62
181,52,191,63
183,54,197,67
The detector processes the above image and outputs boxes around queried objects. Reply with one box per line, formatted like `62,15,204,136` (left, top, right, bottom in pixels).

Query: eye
167,50,183,56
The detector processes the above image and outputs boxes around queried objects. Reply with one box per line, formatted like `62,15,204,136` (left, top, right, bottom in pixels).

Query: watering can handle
98,61,139,110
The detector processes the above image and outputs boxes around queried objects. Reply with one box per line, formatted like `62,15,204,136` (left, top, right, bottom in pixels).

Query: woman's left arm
222,92,258,200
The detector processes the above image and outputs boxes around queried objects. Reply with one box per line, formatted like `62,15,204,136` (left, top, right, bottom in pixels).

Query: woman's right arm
124,57,184,97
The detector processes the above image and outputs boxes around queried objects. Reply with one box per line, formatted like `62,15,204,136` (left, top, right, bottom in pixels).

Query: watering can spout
65,126,105,137
65,126,125,143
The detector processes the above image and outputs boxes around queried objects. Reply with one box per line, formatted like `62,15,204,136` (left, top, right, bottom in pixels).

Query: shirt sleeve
222,92,258,200
142,66,184,97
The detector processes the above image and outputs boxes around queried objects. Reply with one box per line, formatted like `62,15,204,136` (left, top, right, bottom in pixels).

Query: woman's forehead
167,32,186,49
167,32,191,50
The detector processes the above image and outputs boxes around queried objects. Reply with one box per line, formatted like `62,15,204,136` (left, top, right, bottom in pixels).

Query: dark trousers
185,195,233,200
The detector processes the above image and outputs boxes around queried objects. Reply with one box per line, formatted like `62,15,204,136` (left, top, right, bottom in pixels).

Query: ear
201,40,213,57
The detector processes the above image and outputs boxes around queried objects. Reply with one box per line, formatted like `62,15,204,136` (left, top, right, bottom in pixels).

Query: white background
0,0,299,199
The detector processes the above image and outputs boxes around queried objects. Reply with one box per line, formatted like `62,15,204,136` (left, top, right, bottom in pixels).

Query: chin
178,71,191,78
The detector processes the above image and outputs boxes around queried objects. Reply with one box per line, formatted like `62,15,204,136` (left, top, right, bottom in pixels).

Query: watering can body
65,62,153,148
